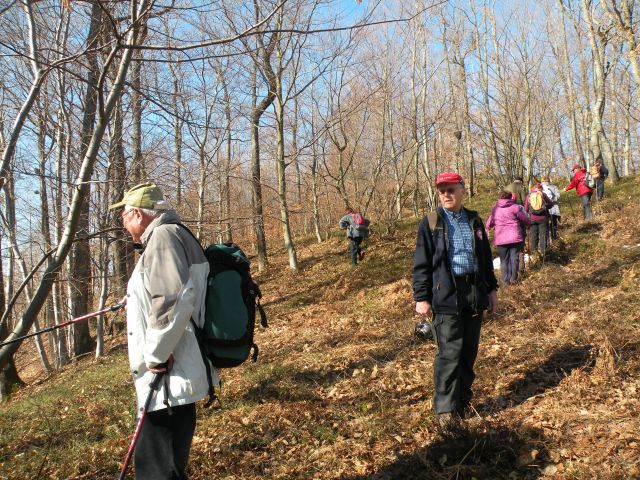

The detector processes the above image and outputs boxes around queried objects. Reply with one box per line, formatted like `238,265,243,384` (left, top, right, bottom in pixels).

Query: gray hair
125,206,164,218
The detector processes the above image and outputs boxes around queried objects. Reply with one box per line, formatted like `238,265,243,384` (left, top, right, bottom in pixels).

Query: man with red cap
412,172,498,428
565,163,593,220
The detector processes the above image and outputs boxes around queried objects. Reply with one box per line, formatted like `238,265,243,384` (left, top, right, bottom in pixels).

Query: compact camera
414,321,434,341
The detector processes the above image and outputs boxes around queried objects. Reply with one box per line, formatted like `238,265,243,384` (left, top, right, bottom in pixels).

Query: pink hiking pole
118,372,164,479
0,303,124,348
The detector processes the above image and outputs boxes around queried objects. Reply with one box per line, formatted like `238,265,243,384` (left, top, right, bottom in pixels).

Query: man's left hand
487,290,498,314
149,354,174,373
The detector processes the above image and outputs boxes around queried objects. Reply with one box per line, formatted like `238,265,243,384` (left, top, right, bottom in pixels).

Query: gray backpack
583,172,596,189
350,213,370,238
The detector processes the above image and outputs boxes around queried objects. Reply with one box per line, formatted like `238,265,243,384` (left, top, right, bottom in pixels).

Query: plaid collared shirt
441,207,476,276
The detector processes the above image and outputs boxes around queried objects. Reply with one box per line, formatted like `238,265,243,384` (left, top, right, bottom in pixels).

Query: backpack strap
426,211,440,233
257,300,268,328
190,318,219,408
171,223,221,408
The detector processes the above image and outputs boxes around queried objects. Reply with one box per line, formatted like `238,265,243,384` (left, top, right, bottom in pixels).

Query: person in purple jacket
524,183,553,261
486,191,531,285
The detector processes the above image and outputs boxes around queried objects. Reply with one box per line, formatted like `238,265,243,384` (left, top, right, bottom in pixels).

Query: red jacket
565,168,593,196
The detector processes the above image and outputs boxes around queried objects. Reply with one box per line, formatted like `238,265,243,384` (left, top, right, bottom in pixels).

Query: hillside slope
1,177,639,480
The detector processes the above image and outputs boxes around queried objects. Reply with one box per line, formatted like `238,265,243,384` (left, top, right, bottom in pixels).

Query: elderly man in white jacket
110,182,215,480
541,176,561,241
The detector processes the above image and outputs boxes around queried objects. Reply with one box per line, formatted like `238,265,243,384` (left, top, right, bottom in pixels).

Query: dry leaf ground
1,177,639,479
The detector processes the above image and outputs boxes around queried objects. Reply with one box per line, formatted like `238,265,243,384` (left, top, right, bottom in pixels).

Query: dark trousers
530,219,548,256
596,179,605,201
549,215,560,240
581,193,592,220
348,237,363,266
518,225,526,273
432,278,483,414
496,242,522,285
135,403,197,480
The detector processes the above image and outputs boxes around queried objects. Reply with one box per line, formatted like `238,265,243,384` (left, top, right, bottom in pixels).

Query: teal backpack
196,243,268,369
175,225,267,394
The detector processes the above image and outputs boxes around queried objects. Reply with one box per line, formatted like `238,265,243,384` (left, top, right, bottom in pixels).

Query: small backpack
529,191,546,215
351,213,370,238
583,171,596,189
195,244,268,369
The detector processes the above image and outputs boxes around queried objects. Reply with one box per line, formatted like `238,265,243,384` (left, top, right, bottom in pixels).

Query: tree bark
581,0,617,182
0,210,23,401
250,25,278,271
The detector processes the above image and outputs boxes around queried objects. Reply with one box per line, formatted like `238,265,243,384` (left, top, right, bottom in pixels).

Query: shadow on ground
477,343,594,414
341,423,547,480
573,221,603,235
588,260,627,287
243,338,415,403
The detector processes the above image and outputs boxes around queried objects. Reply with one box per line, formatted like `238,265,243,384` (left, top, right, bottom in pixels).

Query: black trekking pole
0,303,124,348
119,372,164,480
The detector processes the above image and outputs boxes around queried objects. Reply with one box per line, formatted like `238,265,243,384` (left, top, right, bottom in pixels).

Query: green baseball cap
108,182,169,210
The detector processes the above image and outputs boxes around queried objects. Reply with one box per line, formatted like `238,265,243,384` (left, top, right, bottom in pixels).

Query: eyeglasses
438,187,457,195
121,209,135,220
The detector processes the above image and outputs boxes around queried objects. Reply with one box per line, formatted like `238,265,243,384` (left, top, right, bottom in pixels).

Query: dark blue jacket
412,206,498,314
598,164,609,181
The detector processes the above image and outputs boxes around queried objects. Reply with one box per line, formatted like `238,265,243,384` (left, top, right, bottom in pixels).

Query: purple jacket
486,198,531,246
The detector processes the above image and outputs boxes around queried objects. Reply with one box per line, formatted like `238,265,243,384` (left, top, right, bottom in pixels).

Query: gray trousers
432,278,483,414
530,219,548,256
581,193,592,220
135,403,196,480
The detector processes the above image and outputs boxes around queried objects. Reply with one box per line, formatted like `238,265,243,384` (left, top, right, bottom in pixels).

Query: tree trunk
171,64,183,206
455,47,476,196
273,44,299,271
69,0,103,357
220,66,233,243
558,0,586,165
250,33,277,271
131,46,147,182
581,0,617,182
0,229,23,402
53,93,70,368
623,73,632,175
109,98,132,298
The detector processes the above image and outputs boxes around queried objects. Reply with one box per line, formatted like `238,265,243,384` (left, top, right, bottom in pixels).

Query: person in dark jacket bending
339,208,368,266
594,160,609,201
412,172,499,427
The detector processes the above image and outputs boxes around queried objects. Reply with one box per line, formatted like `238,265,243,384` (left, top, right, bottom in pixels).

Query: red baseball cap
571,163,581,171
435,172,464,186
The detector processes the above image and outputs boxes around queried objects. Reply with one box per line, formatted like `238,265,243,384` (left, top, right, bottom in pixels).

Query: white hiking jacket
541,182,561,216
126,210,217,413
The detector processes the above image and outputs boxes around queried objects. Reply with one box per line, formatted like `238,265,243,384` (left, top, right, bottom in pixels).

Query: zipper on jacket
438,208,458,313
469,214,483,313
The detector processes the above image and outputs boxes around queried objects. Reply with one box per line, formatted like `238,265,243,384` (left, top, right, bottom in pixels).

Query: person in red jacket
565,163,593,220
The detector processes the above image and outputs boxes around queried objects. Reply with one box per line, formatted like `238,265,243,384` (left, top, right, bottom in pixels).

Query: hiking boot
456,404,474,420
436,412,460,430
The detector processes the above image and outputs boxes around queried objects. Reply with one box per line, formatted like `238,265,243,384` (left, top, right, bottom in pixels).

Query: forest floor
1,176,640,480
